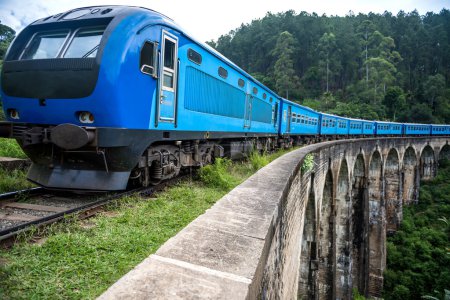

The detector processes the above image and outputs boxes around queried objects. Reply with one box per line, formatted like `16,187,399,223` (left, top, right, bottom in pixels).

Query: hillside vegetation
209,9,450,123
383,159,450,299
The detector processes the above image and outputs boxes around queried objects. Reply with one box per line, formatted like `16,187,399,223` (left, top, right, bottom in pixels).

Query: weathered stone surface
156,218,266,279
98,255,250,300
0,157,30,170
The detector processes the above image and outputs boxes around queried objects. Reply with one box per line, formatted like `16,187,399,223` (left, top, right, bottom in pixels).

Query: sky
0,0,449,42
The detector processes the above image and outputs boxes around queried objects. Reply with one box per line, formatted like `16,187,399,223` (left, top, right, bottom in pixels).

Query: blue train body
0,5,448,191
280,99,319,136
404,123,431,135
431,125,450,135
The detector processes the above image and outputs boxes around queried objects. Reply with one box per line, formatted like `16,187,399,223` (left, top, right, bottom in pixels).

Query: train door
286,105,292,133
244,84,252,128
158,31,178,123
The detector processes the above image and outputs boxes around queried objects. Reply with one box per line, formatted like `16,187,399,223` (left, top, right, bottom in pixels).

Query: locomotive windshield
20,27,105,60
21,30,69,59
64,28,104,58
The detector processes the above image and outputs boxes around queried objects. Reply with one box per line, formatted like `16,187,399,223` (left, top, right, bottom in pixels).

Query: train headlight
8,109,19,120
78,111,94,124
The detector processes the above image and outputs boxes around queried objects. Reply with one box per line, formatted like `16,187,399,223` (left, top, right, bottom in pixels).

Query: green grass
0,138,26,158
0,167,34,193
0,148,294,299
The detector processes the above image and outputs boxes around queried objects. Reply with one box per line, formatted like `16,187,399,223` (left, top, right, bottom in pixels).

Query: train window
218,67,228,79
274,102,278,125
188,48,202,65
253,87,258,95
269,97,273,103
162,36,177,89
21,30,69,59
139,41,158,77
64,27,105,58
238,78,245,88
164,39,176,70
263,93,267,99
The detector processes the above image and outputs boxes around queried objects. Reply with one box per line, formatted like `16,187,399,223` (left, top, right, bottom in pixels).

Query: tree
356,20,375,86
399,103,435,123
0,22,15,60
272,31,300,99
317,32,341,93
365,56,397,102
0,22,14,121
383,86,406,120
423,74,446,113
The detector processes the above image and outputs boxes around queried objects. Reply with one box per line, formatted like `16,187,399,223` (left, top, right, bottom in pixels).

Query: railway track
0,173,193,247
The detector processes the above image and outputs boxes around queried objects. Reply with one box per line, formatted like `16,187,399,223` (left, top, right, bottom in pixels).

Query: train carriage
280,99,320,136
375,121,402,136
320,113,348,136
404,123,431,136
363,121,375,135
348,118,363,136
431,124,450,135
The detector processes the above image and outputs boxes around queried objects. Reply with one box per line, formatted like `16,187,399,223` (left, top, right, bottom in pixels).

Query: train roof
281,99,319,113
320,112,348,120
403,123,431,126
30,6,172,26
27,5,280,100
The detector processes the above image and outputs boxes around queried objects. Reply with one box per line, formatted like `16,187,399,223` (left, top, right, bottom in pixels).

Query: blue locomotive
0,6,448,191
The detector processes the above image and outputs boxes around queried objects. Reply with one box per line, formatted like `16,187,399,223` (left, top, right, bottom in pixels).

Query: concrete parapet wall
0,157,30,170
99,137,448,300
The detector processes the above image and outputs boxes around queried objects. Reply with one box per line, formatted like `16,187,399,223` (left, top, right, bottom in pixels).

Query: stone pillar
367,151,385,298
350,154,366,296
335,162,351,300
385,150,401,234
298,175,318,300
317,171,333,300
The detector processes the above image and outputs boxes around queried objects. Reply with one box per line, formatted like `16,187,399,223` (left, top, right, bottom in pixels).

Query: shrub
0,138,26,158
248,151,269,171
301,153,314,173
198,158,239,190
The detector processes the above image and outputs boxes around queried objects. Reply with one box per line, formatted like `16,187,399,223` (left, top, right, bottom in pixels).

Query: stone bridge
100,137,450,300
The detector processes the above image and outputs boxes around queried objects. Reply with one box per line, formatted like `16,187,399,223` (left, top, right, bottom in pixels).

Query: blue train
0,6,449,191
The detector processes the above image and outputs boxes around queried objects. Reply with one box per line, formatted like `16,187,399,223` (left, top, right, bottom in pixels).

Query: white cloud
0,0,448,41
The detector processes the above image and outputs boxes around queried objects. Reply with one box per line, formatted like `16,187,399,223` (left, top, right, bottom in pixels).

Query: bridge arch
318,169,334,299
298,174,317,299
402,147,417,205
367,150,384,296
384,149,401,233
439,143,450,162
351,153,366,294
420,145,435,180
335,159,351,299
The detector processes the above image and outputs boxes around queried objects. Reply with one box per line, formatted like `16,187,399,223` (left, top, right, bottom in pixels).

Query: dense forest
208,9,450,123
0,22,15,121
383,159,450,299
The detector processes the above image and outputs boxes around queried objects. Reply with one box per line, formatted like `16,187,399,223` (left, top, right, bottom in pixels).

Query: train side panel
279,99,319,136
404,124,431,135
